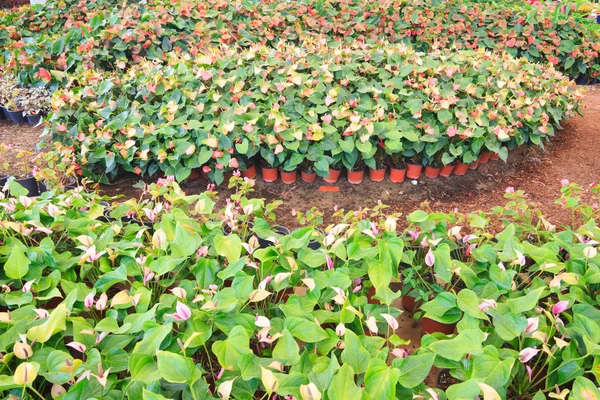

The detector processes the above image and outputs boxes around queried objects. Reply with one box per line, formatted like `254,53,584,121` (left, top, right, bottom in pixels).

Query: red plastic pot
490,153,500,161
453,162,469,176
369,168,386,182
187,169,200,180
280,169,297,184
323,168,341,183
479,152,492,164
261,166,278,182
424,166,441,178
347,169,364,185
422,318,456,335
469,158,480,169
406,163,422,179
439,164,455,177
389,167,406,183
241,164,257,179
301,170,316,183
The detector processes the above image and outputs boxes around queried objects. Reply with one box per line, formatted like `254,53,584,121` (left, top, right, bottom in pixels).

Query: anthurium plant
0,0,598,87
0,171,599,399
45,45,582,182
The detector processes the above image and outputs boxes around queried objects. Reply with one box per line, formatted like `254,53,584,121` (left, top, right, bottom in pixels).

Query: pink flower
170,301,191,322
326,256,334,270
526,365,533,382
322,114,332,124
524,317,539,334
22,280,35,293
66,342,86,353
519,347,539,363
196,246,208,259
96,293,107,311
505,187,515,193
391,348,408,358
229,158,239,169
479,299,497,312
84,292,95,308
515,250,526,266
465,244,477,257
552,300,569,315
560,179,570,186
425,249,435,267
407,230,419,241
258,276,272,290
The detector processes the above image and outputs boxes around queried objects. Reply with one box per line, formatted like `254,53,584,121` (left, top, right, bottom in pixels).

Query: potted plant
3,87,26,124
300,158,316,183
20,86,50,125
323,152,342,184
424,153,442,179
388,151,407,183
439,152,456,177
367,144,387,182
259,146,283,183
344,151,365,185
406,153,423,180
280,150,302,185
3,150,39,196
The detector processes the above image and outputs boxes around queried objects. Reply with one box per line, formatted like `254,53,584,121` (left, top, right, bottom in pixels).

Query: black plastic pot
15,176,40,196
0,106,8,121
308,228,325,250
0,107,5,121
257,225,290,248
222,221,254,240
26,113,42,125
0,174,8,187
6,110,26,124
39,177,78,193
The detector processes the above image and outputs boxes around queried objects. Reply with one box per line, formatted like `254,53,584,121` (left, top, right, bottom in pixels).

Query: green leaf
364,358,400,399
170,224,202,258
273,329,300,365
571,376,600,399
394,353,436,388
27,303,67,343
428,329,485,361
507,287,545,314
156,351,200,384
327,364,362,400
341,331,371,374
214,234,242,263
457,290,489,321
143,388,171,400
490,312,527,341
284,317,328,343
212,326,253,371
5,245,30,279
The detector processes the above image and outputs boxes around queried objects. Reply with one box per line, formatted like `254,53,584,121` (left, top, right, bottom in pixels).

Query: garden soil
1,86,599,387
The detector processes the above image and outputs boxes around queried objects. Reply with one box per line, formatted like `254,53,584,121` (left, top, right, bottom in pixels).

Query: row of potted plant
45,44,582,183
0,170,599,398
0,0,598,86
228,150,501,185
0,74,50,125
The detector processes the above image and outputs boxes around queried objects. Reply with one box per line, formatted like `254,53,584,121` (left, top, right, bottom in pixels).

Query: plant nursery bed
2,85,600,227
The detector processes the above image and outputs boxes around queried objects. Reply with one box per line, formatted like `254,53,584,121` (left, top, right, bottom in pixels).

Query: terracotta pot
347,169,364,185
261,166,278,182
323,168,341,183
490,152,499,161
241,164,257,179
367,286,380,305
280,169,297,184
389,167,406,183
301,170,316,183
424,166,441,178
406,163,422,179
479,152,492,164
469,158,480,169
369,168,386,182
187,169,200,180
439,164,455,177
402,294,420,312
421,317,456,335
453,162,469,176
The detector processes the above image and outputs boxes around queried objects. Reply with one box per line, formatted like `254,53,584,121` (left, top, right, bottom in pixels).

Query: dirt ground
3,86,597,229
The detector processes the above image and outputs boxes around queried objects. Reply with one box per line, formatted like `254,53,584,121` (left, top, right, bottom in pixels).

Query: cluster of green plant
0,74,50,114
44,45,583,183
0,0,599,88
0,172,599,399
